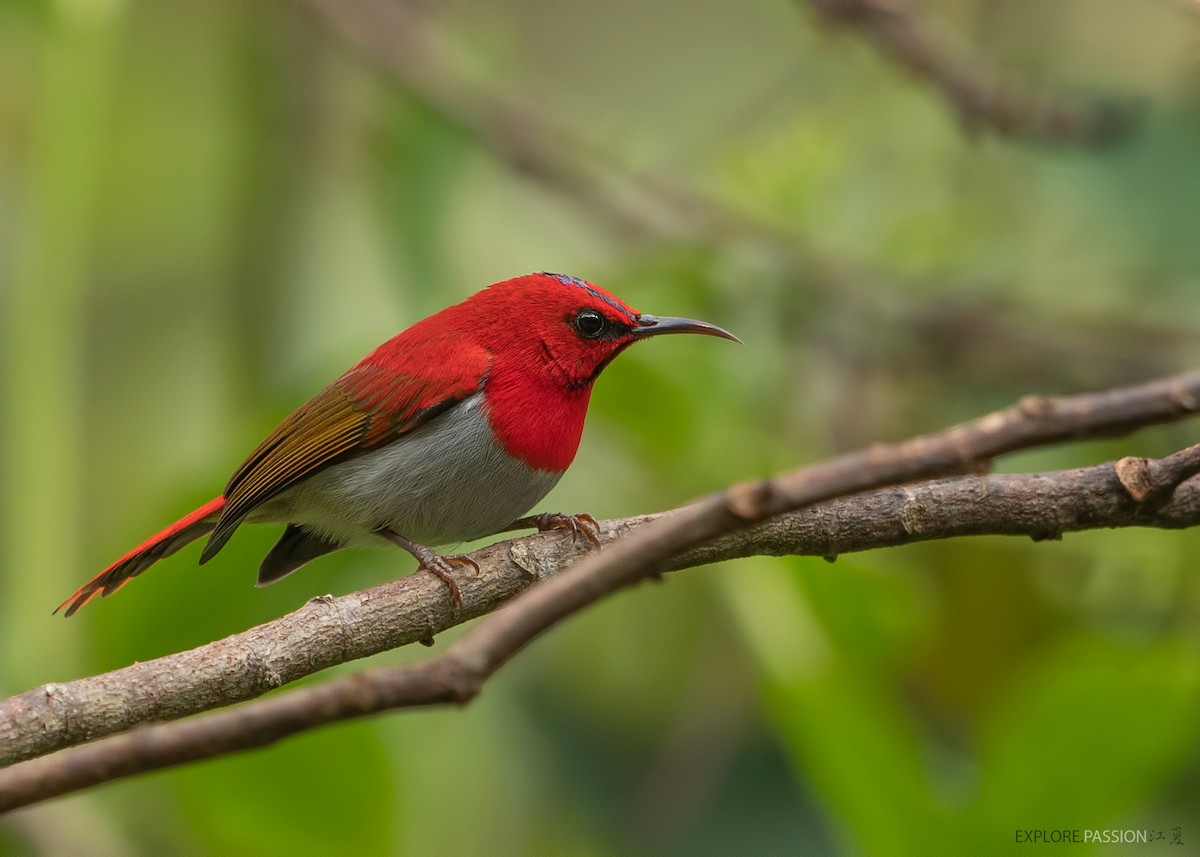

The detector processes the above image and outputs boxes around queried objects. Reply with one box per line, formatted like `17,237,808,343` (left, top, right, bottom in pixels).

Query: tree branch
807,0,1141,146
293,0,1188,388
300,0,691,241
0,370,1198,810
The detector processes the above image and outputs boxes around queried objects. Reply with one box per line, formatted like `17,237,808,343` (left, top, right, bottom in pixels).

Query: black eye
573,309,606,338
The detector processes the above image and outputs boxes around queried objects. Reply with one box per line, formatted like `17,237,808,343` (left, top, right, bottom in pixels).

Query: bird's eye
573,309,606,338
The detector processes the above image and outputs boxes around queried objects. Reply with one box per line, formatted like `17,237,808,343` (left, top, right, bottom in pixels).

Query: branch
807,0,1141,146
300,0,686,241
0,370,1198,810
293,0,1187,387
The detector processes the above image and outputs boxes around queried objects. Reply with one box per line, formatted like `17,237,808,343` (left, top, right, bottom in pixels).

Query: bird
58,272,739,616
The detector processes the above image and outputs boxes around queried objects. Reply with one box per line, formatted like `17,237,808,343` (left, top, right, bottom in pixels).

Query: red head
361,272,739,472
447,272,738,389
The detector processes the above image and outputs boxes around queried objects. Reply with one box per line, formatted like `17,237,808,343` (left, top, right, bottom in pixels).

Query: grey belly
254,393,563,546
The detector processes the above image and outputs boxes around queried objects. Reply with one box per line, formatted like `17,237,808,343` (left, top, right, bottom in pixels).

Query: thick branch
0,372,1198,809
808,0,1140,146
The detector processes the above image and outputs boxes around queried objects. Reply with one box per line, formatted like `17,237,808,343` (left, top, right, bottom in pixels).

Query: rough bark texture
4,459,1199,772
0,459,1196,812
0,370,1198,811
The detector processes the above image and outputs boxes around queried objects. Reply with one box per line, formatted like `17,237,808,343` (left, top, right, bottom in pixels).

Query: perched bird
59,273,738,616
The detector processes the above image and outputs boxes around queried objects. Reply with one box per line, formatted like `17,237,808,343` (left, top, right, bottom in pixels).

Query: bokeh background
2,0,1199,853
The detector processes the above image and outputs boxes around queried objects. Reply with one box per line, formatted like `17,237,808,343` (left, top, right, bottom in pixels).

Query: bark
0,370,1197,810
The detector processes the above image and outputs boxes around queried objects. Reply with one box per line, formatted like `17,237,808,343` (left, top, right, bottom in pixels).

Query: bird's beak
631,314,741,343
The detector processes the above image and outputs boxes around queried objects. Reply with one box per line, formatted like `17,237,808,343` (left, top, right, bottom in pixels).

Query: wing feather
201,346,490,562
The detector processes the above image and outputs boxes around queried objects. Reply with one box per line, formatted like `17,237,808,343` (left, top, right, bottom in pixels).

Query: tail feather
57,496,226,617
257,525,343,587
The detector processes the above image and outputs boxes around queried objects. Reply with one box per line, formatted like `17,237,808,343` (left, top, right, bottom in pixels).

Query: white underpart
251,393,562,547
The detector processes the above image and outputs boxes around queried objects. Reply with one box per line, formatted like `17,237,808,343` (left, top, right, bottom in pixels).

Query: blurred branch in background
805,0,1141,146
299,0,1191,391
0,0,1194,849
1,368,1198,810
300,0,686,240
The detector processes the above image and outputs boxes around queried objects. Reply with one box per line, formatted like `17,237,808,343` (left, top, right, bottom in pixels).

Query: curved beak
632,314,741,343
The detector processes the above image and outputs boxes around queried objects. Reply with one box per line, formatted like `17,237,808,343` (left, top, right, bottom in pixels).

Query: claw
519,512,602,547
376,528,476,611
421,554,470,610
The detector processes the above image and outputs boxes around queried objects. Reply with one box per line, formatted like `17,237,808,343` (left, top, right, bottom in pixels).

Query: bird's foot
419,552,479,610
376,528,478,610
512,512,602,547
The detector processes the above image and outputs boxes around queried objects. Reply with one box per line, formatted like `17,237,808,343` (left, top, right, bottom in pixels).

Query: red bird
59,273,738,616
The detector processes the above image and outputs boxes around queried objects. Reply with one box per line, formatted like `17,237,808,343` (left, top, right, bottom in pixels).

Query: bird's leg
375,528,478,610
507,512,602,547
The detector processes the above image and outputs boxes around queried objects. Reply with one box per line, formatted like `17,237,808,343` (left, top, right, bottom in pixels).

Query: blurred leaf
172,719,395,856
976,637,1200,828
722,557,958,855
375,98,474,290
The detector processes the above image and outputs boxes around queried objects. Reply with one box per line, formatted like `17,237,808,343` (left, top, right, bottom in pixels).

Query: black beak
631,314,741,343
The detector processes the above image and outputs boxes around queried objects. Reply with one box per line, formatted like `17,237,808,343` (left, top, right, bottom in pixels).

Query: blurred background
2,0,1199,853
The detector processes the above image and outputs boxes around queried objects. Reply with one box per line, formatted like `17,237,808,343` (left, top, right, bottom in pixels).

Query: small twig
1113,443,1200,506
807,0,1141,146
0,372,1198,809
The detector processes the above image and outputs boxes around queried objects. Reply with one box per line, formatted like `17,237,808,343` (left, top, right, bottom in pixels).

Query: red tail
57,496,227,617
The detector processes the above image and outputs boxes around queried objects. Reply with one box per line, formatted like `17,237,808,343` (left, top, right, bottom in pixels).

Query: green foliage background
1,1,1198,854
